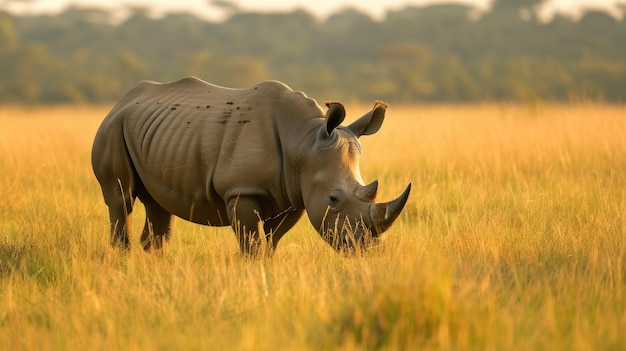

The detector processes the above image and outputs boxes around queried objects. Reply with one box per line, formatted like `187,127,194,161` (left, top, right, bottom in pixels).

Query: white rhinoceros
92,77,411,255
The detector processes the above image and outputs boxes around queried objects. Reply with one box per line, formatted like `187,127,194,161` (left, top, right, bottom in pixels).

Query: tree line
0,0,625,104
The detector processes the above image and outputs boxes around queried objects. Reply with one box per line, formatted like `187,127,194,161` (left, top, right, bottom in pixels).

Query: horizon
2,0,626,22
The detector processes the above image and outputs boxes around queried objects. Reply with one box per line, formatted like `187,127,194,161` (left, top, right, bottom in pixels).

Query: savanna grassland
0,104,625,350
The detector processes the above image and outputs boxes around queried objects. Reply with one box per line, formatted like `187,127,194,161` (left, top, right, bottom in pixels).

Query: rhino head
301,101,411,252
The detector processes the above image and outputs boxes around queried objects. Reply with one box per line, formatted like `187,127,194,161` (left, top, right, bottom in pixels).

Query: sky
2,0,626,21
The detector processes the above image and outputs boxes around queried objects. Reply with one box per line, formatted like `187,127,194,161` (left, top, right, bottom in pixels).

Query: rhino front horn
369,183,412,234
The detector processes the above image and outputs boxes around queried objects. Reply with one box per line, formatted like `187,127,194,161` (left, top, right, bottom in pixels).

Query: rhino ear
323,101,346,136
348,101,387,137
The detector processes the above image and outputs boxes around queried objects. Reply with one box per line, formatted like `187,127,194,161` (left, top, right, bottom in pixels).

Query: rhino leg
227,196,272,257
263,210,304,248
94,159,137,250
138,190,174,251
93,121,139,249
107,193,134,249
228,197,304,256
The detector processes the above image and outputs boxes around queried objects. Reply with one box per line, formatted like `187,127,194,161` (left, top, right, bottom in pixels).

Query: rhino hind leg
93,155,137,250
97,173,136,249
138,190,174,251
107,192,135,249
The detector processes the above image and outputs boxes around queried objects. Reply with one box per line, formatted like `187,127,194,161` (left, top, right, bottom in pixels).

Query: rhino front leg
263,210,304,248
227,196,273,257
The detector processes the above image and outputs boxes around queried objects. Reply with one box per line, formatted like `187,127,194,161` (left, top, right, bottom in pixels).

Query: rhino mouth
321,215,378,253
319,183,411,253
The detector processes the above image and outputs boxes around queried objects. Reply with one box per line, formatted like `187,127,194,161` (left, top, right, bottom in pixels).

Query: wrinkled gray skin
92,77,411,255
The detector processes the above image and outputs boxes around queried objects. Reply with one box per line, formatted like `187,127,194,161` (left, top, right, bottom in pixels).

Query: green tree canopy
0,0,624,104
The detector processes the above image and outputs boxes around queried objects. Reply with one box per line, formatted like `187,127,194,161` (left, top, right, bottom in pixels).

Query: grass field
0,103,625,350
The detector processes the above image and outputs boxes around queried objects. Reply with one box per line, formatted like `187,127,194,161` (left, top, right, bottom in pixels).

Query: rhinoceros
92,77,411,255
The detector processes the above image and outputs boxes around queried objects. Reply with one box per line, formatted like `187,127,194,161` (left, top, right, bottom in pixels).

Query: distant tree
1,1,625,104
118,51,147,87
209,56,269,87
490,0,543,17
0,16,17,52
209,0,241,16
8,43,48,102
186,50,212,78
377,43,435,101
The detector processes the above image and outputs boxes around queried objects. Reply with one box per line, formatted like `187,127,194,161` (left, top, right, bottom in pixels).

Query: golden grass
1,103,625,350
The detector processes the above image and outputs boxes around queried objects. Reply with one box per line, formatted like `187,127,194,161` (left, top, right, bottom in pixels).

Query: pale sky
3,0,626,21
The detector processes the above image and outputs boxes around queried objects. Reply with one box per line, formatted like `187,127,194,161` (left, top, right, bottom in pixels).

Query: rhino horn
369,183,411,234
355,180,379,202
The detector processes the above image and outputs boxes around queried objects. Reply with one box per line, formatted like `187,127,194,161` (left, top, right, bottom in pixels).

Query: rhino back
116,77,294,223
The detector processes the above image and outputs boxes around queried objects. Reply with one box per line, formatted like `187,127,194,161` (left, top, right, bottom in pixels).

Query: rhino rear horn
355,180,378,202
348,101,387,137
323,101,346,135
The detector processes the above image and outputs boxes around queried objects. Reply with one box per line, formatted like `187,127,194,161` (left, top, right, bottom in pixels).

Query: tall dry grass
0,104,625,350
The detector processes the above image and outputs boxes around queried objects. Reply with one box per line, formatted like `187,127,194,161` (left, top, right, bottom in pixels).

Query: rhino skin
92,77,411,255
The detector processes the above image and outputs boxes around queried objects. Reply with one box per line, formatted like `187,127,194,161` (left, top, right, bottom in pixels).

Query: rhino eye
329,195,339,205
328,191,343,208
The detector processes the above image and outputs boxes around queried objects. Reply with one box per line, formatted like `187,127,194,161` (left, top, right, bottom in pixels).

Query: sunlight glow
2,0,625,21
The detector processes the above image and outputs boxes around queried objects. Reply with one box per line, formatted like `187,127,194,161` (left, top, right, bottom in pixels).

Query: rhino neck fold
273,89,328,211
278,118,324,211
